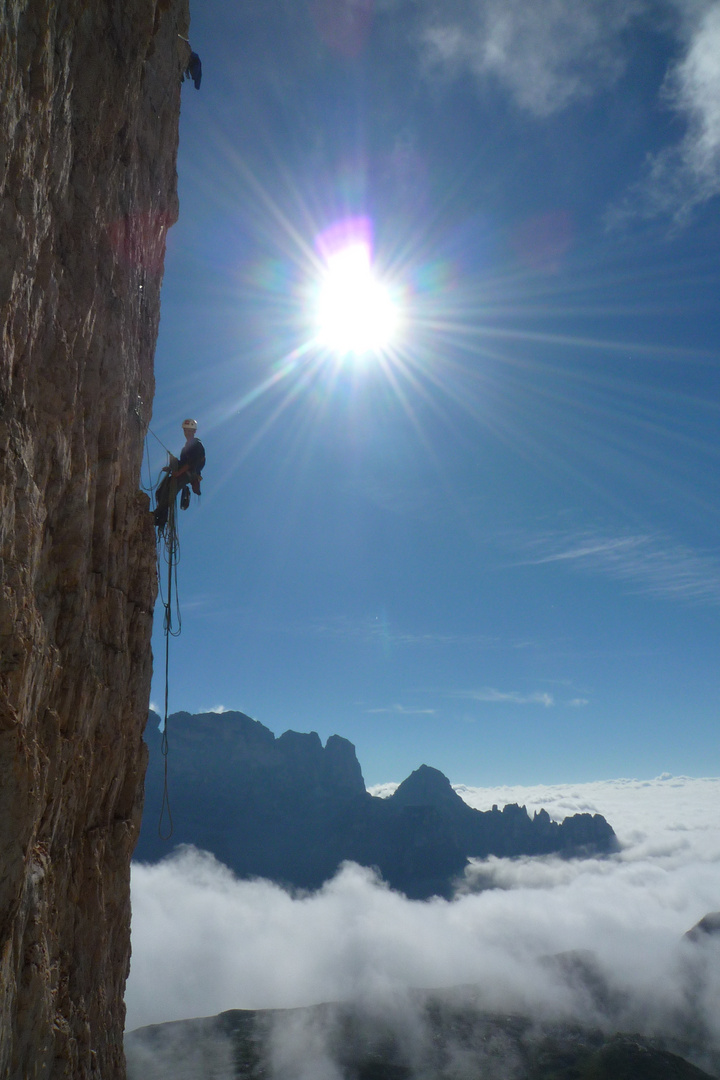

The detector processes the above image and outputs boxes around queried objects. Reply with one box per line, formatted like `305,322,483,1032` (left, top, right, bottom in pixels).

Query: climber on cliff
153,418,205,534
184,50,202,89
177,32,201,89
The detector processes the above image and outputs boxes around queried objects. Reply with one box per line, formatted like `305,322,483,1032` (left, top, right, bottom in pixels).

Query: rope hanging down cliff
158,473,180,839
150,418,206,840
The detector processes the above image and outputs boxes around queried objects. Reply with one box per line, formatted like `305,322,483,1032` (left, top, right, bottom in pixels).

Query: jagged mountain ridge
136,710,617,898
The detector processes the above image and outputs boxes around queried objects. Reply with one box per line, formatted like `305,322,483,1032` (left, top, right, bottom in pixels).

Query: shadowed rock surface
125,996,718,1080
0,1,188,1075
685,913,720,942
136,711,618,898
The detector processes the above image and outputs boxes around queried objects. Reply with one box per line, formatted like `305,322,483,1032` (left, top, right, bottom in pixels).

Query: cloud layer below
128,773,720,1071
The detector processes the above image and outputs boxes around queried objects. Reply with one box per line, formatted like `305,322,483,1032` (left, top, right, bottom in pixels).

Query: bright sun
315,241,399,355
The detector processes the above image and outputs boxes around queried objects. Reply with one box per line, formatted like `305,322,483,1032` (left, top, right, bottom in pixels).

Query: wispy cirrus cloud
455,688,555,706
610,1,720,224
412,0,720,223
387,630,497,647
521,529,720,605
366,688,588,713
365,704,437,715
417,0,645,117
308,615,498,649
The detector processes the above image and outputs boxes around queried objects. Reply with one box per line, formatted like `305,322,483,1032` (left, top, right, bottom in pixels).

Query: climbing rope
143,428,194,841
148,424,172,458
141,427,173,495
143,432,154,497
156,469,182,840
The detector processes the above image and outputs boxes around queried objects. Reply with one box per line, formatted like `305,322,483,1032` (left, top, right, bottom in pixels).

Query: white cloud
671,4,720,177
452,773,720,841
367,782,402,799
455,688,554,706
365,704,437,715
418,0,644,116
310,615,497,649
198,704,231,714
127,775,720,1077
125,1019,235,1079
521,529,720,605
410,0,720,222
526,535,647,564
614,1,720,223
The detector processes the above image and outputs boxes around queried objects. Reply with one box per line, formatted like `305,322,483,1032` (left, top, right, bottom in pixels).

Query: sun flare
315,241,399,355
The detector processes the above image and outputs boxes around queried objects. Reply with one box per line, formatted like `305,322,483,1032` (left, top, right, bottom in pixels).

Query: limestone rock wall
0,1,189,1076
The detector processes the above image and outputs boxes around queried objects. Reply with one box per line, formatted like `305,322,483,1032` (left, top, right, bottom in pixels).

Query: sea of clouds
127,774,720,1072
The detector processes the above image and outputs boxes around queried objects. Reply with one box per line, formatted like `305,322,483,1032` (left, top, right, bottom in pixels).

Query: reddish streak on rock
107,210,173,274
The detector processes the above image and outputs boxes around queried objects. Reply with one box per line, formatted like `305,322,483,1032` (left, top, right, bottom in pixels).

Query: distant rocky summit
136,711,617,898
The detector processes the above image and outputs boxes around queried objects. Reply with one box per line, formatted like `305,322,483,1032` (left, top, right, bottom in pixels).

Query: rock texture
0,2,188,1076
137,711,618,899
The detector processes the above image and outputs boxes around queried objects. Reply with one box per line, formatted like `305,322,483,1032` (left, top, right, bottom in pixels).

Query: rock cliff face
0,2,188,1077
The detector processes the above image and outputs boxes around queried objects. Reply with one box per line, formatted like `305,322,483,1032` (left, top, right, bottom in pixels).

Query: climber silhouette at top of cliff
153,418,205,534
183,50,202,89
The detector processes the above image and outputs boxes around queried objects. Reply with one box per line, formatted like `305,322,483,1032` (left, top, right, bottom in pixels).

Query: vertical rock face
0,1,188,1076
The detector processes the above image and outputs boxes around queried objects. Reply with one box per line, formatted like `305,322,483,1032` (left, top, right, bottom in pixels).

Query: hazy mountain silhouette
126,992,717,1080
136,710,617,899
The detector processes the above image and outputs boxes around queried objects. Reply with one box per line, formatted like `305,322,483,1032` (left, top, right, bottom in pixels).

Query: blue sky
147,0,720,787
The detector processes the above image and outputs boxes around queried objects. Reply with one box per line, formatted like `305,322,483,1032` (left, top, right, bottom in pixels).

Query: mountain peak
389,765,466,810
